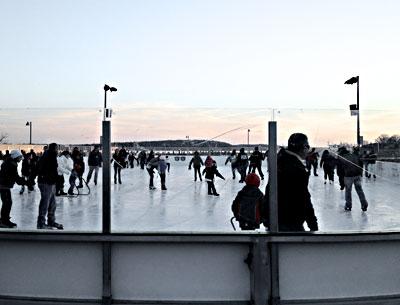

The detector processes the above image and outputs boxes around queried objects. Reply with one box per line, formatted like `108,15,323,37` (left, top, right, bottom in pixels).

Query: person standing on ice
19,152,36,194
264,133,318,232
236,148,249,183
0,150,25,228
202,157,225,196
70,147,85,189
188,151,204,181
306,148,319,176
36,143,63,230
225,149,238,179
320,150,336,184
138,150,147,169
146,155,159,190
340,147,368,212
248,146,265,180
165,155,171,173
111,148,125,184
56,150,73,196
158,155,168,190
336,147,347,190
86,146,102,185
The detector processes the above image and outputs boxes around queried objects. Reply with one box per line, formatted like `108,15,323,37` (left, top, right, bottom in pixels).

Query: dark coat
71,150,85,175
264,148,318,231
236,152,249,168
37,150,59,185
202,165,224,181
341,152,363,177
189,155,204,168
320,153,336,171
88,150,103,167
0,158,25,188
232,185,265,229
249,151,264,166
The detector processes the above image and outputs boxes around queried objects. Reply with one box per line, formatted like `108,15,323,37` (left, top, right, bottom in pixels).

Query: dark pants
238,165,248,182
160,173,166,189
251,163,264,179
147,168,154,187
323,166,334,181
56,175,65,194
0,189,12,221
37,183,57,226
114,166,122,184
338,174,345,189
166,163,170,172
194,166,202,181
207,181,217,195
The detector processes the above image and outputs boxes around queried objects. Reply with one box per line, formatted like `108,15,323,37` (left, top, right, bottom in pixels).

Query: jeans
86,166,99,184
344,176,368,209
38,183,57,226
207,181,217,195
193,166,202,181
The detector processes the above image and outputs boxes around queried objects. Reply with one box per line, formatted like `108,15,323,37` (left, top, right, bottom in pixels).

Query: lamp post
102,84,117,234
25,121,32,144
344,76,360,146
247,129,250,146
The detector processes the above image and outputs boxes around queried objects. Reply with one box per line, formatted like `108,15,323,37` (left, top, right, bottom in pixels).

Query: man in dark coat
86,145,102,185
248,146,265,180
188,151,204,181
265,133,318,232
0,150,25,228
36,143,63,229
236,148,249,183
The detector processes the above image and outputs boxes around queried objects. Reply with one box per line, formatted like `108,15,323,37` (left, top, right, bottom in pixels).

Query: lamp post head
104,84,110,91
344,76,359,85
26,122,30,126
110,87,117,92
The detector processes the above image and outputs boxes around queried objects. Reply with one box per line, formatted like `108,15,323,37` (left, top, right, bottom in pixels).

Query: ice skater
225,149,238,179
86,145,102,185
0,150,25,228
320,150,336,184
111,148,125,184
165,155,171,173
248,146,265,180
202,158,225,196
336,147,347,190
19,152,37,194
188,151,204,181
340,147,368,212
158,155,168,190
306,148,319,176
146,154,159,190
236,148,249,183
56,150,73,196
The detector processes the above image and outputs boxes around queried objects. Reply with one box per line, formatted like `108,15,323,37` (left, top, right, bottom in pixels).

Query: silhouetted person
225,149,238,179
236,148,249,183
188,151,204,181
336,147,347,190
202,157,225,196
306,148,319,176
340,147,368,212
86,145,102,185
265,133,318,232
320,150,336,184
248,146,265,180
0,150,25,228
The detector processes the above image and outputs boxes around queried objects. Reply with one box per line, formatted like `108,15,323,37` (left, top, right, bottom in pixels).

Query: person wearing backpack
231,173,264,230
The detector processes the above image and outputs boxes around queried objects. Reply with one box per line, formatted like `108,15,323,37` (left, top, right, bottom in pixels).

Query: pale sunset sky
1,1,399,145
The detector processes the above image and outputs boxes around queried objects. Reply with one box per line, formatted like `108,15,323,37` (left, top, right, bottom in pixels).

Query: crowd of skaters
0,136,378,231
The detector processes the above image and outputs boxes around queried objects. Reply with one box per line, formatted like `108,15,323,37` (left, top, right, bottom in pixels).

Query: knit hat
245,173,260,187
10,149,23,159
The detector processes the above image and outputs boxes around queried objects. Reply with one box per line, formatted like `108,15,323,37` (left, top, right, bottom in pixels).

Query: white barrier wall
279,242,400,301
0,241,103,299
112,243,250,301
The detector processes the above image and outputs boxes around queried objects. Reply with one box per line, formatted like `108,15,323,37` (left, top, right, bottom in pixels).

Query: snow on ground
3,156,400,232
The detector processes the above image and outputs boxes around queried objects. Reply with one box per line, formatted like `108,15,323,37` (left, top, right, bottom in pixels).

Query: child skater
202,157,225,196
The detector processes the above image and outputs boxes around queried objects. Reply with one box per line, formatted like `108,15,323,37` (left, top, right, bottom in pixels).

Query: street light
103,84,117,121
25,121,32,144
344,76,360,146
247,129,250,146
102,83,117,234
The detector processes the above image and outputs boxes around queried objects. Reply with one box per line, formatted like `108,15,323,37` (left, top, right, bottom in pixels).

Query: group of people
0,133,377,231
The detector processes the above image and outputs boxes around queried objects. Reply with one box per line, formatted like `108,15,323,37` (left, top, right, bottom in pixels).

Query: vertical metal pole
104,91,107,121
251,238,270,305
247,129,250,146
102,120,111,234
268,121,280,305
357,76,360,146
268,121,278,232
102,242,112,305
29,122,32,145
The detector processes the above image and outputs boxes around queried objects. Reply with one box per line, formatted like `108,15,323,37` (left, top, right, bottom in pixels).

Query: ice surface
2,156,400,232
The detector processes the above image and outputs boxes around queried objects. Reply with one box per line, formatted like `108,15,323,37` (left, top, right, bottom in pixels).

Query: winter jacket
249,151,264,166
320,154,336,171
0,158,25,189
236,152,249,168
146,157,159,171
202,165,225,181
71,150,85,175
158,159,167,174
189,155,204,168
57,155,73,176
225,154,237,166
264,148,318,231
341,152,363,177
232,185,265,229
37,150,59,185
21,157,35,177
112,153,125,168
88,151,103,167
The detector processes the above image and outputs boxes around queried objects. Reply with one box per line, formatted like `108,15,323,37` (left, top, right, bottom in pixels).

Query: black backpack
231,191,264,230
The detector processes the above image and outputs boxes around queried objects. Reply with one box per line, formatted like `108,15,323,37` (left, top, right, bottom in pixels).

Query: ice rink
3,156,400,233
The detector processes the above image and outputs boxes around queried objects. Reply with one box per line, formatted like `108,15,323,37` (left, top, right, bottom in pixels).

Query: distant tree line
375,134,400,149
111,139,232,148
